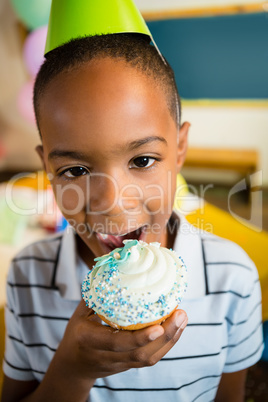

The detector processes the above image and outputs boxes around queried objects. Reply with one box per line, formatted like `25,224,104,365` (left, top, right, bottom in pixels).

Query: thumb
76,299,102,324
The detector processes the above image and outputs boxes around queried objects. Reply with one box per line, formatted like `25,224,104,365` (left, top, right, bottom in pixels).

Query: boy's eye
61,166,89,178
130,156,156,169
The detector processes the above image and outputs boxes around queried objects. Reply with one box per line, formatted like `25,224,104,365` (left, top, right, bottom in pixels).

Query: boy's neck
76,235,96,269
166,211,180,250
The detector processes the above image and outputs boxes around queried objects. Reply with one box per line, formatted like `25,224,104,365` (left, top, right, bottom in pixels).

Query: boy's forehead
44,57,158,100
39,58,177,151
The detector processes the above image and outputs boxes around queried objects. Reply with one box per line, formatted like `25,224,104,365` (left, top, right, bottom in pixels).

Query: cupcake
82,239,187,330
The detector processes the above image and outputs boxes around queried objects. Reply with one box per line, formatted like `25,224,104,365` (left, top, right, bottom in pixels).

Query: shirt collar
55,214,206,301
173,213,206,299
55,226,83,301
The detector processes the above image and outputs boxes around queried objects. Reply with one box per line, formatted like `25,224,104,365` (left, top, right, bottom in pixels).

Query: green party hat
45,0,152,55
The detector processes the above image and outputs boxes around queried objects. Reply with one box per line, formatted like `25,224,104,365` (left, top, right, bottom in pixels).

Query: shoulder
175,214,259,298
199,230,259,295
7,232,64,287
201,229,254,262
13,232,64,261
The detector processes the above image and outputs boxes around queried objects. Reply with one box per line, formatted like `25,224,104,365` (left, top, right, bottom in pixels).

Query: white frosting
82,240,187,327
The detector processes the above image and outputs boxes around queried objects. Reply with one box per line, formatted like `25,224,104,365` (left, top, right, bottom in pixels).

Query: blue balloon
11,0,52,30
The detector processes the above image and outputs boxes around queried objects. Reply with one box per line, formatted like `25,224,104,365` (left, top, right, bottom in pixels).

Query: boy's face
37,57,189,259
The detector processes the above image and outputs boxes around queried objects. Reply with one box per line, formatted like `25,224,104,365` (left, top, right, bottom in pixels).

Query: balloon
17,81,36,125
11,0,52,30
23,26,47,76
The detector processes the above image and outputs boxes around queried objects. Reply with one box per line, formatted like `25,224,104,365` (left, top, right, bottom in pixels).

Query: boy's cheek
143,175,177,214
143,190,176,216
53,186,86,216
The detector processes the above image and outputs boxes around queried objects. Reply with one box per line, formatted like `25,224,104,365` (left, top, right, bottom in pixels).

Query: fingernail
149,330,162,341
175,313,187,328
180,317,188,330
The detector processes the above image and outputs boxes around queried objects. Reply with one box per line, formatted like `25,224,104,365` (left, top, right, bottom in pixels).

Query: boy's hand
19,300,188,401
58,300,188,381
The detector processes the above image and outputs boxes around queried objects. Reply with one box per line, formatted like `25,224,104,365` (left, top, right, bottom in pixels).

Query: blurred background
0,0,268,399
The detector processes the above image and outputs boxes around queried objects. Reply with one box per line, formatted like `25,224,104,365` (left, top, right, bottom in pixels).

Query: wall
145,8,268,184
181,103,268,184
147,13,268,99
136,0,265,12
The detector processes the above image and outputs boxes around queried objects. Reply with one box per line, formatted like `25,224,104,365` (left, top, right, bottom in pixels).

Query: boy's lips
96,226,147,250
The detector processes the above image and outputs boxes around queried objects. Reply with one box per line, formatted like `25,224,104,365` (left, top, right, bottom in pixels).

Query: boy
2,5,263,402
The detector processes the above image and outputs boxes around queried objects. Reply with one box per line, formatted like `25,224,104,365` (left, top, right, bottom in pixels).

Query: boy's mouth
96,226,147,251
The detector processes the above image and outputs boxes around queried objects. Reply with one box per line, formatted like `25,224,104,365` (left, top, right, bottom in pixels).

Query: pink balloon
17,80,36,125
23,26,47,76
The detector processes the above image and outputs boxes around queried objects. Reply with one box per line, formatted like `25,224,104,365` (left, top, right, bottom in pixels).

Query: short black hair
33,33,181,135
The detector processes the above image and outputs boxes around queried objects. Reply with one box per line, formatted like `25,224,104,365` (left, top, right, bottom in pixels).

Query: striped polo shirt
3,215,264,402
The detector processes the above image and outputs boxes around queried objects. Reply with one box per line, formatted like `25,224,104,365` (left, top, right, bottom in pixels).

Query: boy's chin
95,225,147,253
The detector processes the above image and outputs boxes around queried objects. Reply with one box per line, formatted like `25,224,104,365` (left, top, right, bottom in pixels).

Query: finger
75,299,96,318
151,309,188,351
78,319,164,353
75,300,179,353
147,314,188,365
127,310,187,365
109,310,187,368
74,303,165,353
108,316,187,371
144,309,187,351
160,309,188,340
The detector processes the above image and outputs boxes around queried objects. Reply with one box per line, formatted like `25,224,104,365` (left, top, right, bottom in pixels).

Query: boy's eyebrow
48,150,89,161
127,136,167,151
48,136,167,161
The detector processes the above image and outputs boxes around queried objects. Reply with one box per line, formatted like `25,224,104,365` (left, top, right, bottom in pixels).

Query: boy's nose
88,173,141,216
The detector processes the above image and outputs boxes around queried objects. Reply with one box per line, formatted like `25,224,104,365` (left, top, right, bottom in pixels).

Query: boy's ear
177,121,190,172
35,145,47,172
